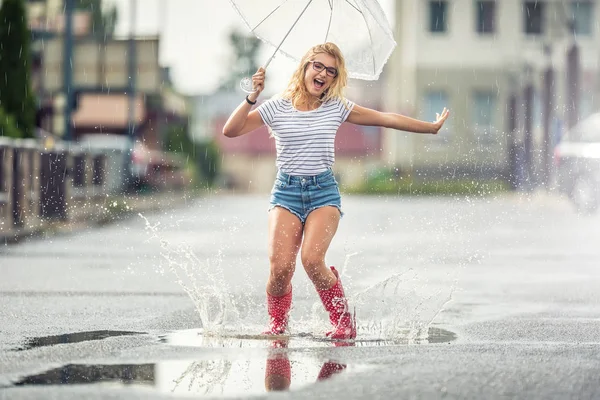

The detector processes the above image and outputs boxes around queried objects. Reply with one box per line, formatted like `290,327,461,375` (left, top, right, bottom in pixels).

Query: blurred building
385,0,600,182
28,0,90,37
23,0,188,152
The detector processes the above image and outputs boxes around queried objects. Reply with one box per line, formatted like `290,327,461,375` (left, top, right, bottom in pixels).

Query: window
476,1,496,34
570,1,593,36
524,1,544,35
429,1,448,33
424,91,451,142
471,91,498,142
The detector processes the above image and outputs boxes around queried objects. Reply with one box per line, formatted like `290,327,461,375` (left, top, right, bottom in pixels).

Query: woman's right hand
248,67,265,102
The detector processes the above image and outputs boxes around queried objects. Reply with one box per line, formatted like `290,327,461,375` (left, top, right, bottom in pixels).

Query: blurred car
554,113,600,213
131,142,190,191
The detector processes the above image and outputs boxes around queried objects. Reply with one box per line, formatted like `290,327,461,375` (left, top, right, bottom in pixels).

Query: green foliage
194,140,221,187
343,168,510,196
0,106,21,138
74,0,118,39
0,0,36,139
219,29,262,91
163,124,221,187
164,124,191,154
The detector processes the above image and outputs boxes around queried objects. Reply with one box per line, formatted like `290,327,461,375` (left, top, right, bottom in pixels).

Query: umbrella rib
365,19,376,76
343,0,361,14
250,0,292,32
264,0,315,69
325,0,334,42
344,0,377,76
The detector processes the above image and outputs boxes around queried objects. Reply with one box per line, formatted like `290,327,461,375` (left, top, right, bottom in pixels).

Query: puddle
11,352,368,397
16,330,146,351
162,326,457,348
10,328,456,396
14,363,155,386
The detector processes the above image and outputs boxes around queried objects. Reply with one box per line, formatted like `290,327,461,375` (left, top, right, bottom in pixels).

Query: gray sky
106,0,395,95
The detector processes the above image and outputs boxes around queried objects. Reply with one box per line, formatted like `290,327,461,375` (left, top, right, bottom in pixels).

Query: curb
1,190,198,245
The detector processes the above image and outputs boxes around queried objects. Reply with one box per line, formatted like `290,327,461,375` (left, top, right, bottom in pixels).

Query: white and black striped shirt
257,97,355,176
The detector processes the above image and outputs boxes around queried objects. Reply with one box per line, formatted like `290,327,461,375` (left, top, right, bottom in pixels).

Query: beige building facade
384,0,600,178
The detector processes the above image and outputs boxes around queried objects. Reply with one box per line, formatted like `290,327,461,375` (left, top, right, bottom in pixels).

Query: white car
554,113,600,213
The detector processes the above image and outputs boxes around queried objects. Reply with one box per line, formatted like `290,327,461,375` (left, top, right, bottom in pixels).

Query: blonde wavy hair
281,42,348,108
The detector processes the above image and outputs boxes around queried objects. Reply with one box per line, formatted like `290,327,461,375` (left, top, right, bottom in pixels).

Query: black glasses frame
308,61,338,78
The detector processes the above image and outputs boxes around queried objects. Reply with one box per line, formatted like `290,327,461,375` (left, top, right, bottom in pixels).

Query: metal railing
0,138,115,240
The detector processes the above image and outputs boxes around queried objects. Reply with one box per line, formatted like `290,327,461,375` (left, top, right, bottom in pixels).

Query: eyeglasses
309,61,338,78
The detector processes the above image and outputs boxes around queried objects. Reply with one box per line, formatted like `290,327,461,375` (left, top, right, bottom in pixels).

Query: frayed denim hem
268,204,304,223
269,203,343,225
306,204,344,221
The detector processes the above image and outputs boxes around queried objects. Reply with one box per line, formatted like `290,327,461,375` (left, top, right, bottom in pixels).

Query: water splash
141,213,462,342
141,214,239,334
351,266,459,342
171,359,234,395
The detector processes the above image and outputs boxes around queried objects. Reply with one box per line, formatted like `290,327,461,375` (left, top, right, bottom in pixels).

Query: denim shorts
269,168,343,224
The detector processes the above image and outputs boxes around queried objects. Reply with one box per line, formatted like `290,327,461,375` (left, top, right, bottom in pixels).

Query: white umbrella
229,0,396,90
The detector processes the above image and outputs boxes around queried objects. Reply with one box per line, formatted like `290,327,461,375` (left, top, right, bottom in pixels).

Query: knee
301,253,325,274
269,253,296,280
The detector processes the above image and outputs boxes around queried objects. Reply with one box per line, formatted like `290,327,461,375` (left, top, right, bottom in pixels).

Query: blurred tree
75,0,118,39
164,124,192,155
0,0,37,139
0,106,21,138
194,140,221,186
219,29,262,91
164,124,221,186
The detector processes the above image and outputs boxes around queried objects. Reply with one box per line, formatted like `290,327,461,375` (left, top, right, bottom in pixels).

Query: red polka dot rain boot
263,287,292,335
317,266,356,340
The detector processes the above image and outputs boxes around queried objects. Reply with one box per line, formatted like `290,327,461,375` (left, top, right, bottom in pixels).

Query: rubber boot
317,266,356,340
263,287,292,335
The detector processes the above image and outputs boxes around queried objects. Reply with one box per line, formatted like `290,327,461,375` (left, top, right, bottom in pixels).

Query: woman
223,42,449,340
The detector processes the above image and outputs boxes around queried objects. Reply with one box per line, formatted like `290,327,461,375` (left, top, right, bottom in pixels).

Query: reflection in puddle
16,330,146,351
161,344,364,396
14,364,154,386
12,344,365,397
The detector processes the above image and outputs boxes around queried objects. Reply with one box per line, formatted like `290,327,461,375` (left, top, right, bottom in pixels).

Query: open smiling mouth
314,78,325,90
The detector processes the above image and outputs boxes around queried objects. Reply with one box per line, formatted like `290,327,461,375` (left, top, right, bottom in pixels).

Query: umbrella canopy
229,0,396,80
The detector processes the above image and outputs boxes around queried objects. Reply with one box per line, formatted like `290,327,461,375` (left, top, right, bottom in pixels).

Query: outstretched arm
347,104,449,134
222,67,266,138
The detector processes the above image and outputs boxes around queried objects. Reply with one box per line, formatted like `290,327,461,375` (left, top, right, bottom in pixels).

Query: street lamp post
62,0,74,141
522,65,534,190
506,72,519,190
541,44,554,188
566,42,580,130
124,0,137,189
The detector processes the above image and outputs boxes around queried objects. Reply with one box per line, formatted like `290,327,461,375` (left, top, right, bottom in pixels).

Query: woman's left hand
431,108,450,134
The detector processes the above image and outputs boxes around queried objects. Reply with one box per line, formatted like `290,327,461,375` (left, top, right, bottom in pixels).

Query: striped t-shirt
256,97,355,176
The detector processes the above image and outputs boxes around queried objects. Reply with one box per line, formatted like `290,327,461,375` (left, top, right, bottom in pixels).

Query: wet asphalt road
1,192,600,399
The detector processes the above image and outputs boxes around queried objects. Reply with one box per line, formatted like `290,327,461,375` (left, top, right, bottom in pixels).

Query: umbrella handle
240,77,256,94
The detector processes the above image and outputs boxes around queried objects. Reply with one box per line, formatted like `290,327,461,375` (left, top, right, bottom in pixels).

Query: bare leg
267,207,303,296
300,206,340,291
